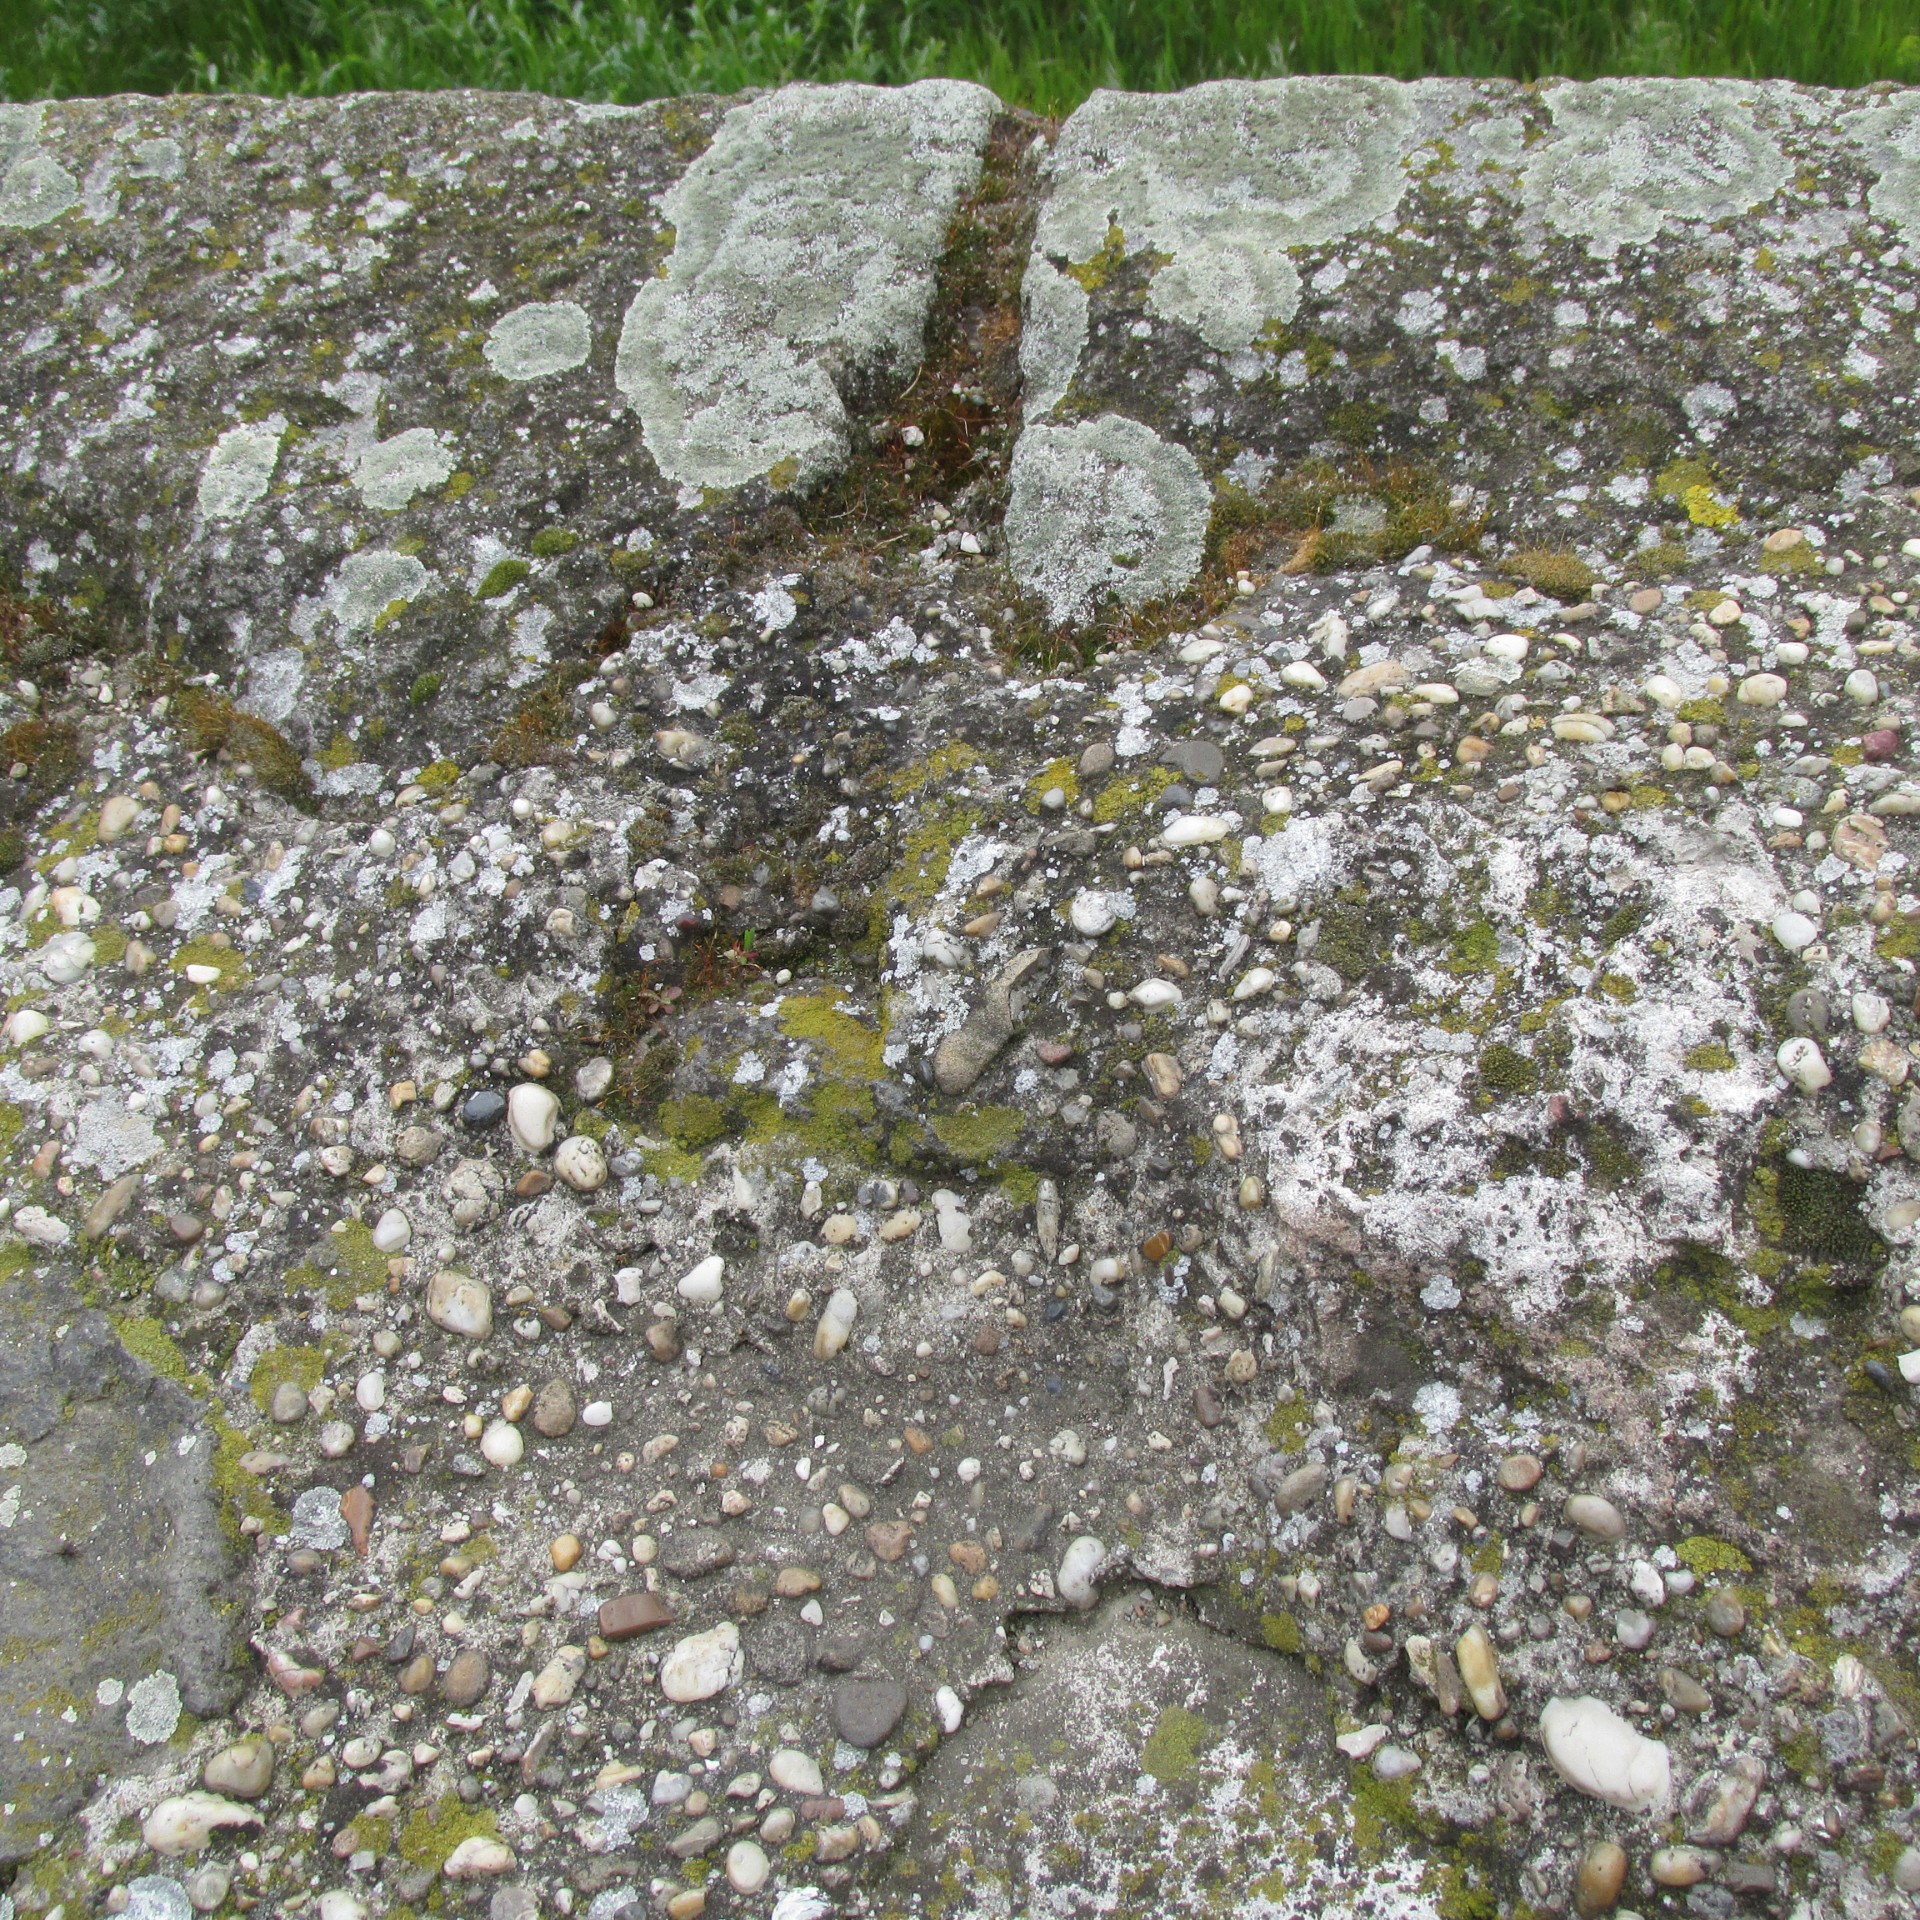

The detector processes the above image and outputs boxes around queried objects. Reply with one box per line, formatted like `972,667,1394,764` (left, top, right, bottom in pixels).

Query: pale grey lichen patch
123,1669,181,1746
1033,79,1422,358
484,300,592,381
324,548,430,637
1018,259,1090,420
1006,413,1209,625
245,646,307,726
0,105,79,232
1149,233,1301,355
196,420,284,523
1523,79,1794,256
1842,96,1920,237
128,138,185,183
614,80,997,491
352,426,455,510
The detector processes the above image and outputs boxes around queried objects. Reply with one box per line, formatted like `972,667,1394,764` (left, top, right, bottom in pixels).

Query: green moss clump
1601,900,1647,946
1023,757,1080,812
408,671,441,705
888,741,982,798
1090,767,1176,825
398,1795,501,1869
476,558,530,599
1776,1159,1885,1270
1877,913,1920,961
1504,548,1595,600
1676,698,1727,726
249,1344,325,1415
0,717,81,807
1447,920,1499,973
112,1313,192,1383
488,670,574,769
641,1144,703,1183
659,1094,729,1152
170,938,248,990
311,1220,390,1307
1684,1041,1736,1072
171,688,315,808
1317,904,1382,984
777,993,883,1080
530,527,578,557
929,1106,1023,1163
1262,1395,1310,1447
1140,1704,1212,1783
1260,1612,1302,1654
1674,1535,1752,1577
1477,1043,1537,1096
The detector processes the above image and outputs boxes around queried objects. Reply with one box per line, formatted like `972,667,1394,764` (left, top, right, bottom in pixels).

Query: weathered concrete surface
0,72,1919,1920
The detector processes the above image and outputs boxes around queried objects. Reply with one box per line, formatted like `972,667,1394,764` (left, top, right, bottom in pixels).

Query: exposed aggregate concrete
1,70,1920,1920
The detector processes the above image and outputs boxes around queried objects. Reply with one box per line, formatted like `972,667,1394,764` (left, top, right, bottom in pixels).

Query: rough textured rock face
3,71,1920,1920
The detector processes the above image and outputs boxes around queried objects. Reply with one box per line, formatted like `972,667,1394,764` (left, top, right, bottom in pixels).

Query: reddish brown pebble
515,1169,553,1198
1192,1379,1223,1428
974,1323,1001,1356
598,1590,675,1641
349,1635,379,1663
1036,1041,1075,1066
1863,727,1900,762
339,1484,373,1557
1141,1231,1173,1263
867,1520,914,1562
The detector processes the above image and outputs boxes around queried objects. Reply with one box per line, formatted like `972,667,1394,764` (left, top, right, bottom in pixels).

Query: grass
3,0,1917,110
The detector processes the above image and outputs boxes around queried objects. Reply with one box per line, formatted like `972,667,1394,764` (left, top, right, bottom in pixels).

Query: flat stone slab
0,1261,237,1865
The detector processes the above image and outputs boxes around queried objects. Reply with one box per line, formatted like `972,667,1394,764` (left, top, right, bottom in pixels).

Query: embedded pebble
660,1623,742,1702
1540,1696,1672,1812
507,1081,561,1153
678,1254,726,1305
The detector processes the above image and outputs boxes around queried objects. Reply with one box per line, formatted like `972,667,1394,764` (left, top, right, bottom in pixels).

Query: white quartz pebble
507,1081,560,1153
678,1255,726,1306
1539,1695,1671,1812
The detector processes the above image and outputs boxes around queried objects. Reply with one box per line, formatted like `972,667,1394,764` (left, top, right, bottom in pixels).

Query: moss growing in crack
531,527,578,557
